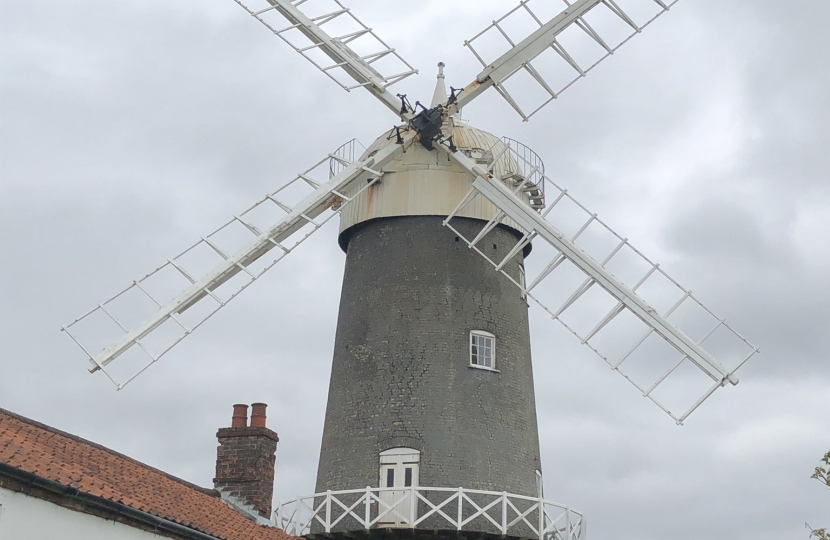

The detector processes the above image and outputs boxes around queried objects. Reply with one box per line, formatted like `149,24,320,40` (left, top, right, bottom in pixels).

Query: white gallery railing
274,486,585,540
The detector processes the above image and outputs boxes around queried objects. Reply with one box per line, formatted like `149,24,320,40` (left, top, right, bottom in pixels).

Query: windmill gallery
44,0,765,539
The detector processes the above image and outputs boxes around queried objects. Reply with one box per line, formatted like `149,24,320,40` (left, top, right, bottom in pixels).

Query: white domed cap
337,120,538,247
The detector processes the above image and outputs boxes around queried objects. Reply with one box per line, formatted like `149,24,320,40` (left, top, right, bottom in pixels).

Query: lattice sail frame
459,0,681,120
233,0,418,116
62,135,413,388
440,141,758,424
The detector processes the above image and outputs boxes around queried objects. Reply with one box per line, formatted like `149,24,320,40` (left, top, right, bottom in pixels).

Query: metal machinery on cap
63,1,762,539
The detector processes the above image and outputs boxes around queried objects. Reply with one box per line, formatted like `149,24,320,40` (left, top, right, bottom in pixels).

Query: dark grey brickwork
315,215,541,509
214,426,279,518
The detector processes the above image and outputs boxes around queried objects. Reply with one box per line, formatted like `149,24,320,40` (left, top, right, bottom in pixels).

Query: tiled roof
0,408,294,540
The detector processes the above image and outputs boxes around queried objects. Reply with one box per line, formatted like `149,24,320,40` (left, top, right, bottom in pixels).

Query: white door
378,448,420,527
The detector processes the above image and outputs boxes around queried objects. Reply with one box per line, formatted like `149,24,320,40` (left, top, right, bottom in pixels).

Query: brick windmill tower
64,1,760,538
315,62,543,506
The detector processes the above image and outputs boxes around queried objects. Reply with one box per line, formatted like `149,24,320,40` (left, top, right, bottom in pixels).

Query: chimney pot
250,402,267,428
231,404,248,428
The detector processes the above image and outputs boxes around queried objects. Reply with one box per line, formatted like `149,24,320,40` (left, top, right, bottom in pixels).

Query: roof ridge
0,406,216,497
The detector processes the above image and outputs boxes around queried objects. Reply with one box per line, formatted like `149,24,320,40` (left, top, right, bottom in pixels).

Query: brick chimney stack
214,403,279,518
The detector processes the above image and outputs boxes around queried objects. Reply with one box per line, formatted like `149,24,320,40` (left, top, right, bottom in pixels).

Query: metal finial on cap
431,63,449,107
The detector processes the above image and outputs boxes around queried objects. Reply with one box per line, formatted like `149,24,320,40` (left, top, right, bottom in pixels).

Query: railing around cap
273,486,585,540
329,139,365,180
500,136,546,198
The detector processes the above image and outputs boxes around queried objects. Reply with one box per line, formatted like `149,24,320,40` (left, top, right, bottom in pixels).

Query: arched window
470,330,496,370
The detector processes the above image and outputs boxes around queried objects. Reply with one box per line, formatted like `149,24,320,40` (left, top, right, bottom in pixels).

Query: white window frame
469,330,497,371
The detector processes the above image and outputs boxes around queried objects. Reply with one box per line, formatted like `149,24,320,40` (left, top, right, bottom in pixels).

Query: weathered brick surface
316,215,541,507
214,426,279,518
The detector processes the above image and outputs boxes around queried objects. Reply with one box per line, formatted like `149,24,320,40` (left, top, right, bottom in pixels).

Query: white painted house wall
0,486,172,540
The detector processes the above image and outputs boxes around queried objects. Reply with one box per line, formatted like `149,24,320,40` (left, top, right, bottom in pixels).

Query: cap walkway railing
273,486,585,540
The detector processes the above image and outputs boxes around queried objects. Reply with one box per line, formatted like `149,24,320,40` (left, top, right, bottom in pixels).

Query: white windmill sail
233,0,418,117
453,0,681,120
439,143,758,424
63,132,417,388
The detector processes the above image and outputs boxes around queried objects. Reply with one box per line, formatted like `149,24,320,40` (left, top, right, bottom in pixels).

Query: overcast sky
1,1,829,539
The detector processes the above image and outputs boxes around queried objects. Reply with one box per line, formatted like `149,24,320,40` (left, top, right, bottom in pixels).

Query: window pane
386,468,394,487
404,467,412,487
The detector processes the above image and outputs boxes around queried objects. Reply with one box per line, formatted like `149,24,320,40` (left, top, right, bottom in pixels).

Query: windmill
62,0,760,538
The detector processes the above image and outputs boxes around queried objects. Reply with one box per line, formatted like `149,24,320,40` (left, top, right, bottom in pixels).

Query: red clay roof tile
0,408,295,540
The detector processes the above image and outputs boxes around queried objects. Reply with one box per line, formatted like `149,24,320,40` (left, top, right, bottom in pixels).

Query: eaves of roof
0,407,295,540
0,462,222,540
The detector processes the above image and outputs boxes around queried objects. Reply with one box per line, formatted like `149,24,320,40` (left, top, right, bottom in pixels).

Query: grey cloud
1,1,829,540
